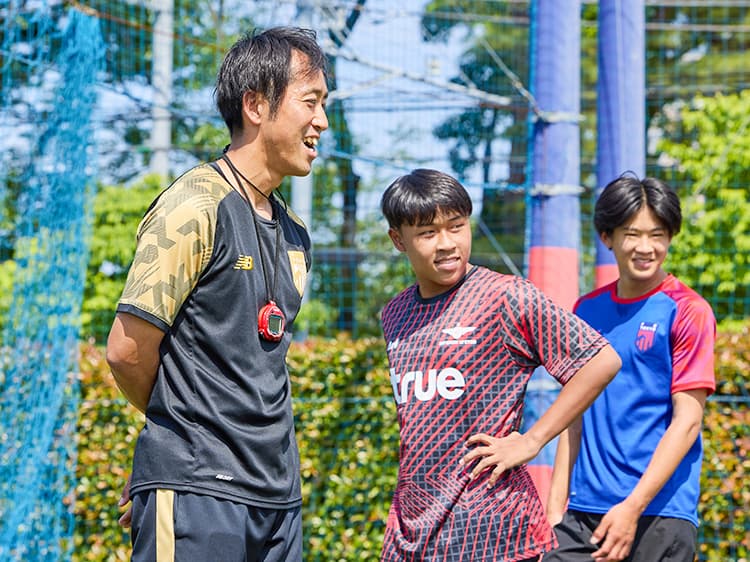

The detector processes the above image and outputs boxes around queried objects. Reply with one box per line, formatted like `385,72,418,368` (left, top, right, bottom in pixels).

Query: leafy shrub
698,322,750,561
288,335,397,560
73,328,748,560
659,91,750,322
81,177,165,341
73,335,396,561
713,323,750,397
700,401,749,561
74,341,141,561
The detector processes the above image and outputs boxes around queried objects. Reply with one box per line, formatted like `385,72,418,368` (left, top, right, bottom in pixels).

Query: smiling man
378,169,621,561
544,174,716,562
106,27,328,562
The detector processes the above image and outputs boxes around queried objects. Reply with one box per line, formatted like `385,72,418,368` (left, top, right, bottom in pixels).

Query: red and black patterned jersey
380,266,607,561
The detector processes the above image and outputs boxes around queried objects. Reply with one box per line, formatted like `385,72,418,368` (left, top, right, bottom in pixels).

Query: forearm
106,313,164,413
525,345,620,451
547,418,582,517
463,348,616,494
625,391,706,513
110,363,158,413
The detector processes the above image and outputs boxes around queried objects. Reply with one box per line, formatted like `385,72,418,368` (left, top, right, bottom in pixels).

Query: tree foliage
81,176,165,341
644,5,750,98
658,90,750,322
421,0,530,186
80,172,401,342
419,4,750,279
420,1,533,272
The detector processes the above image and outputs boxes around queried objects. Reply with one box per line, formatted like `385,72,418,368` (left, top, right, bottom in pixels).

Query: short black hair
215,27,328,134
381,169,473,229
594,172,682,237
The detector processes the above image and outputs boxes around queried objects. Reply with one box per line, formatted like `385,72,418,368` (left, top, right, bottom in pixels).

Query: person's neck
416,264,473,299
617,270,668,299
224,143,278,197
222,146,276,217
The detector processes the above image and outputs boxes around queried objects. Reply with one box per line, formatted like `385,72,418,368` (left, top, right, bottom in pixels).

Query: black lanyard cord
222,154,281,304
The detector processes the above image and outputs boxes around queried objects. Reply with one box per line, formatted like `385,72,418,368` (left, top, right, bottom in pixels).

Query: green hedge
75,342,140,561
73,336,397,561
698,325,750,562
73,327,748,561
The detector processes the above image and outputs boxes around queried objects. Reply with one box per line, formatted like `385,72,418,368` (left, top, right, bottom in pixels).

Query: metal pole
595,0,646,287
528,0,582,310
150,0,173,178
524,0,582,509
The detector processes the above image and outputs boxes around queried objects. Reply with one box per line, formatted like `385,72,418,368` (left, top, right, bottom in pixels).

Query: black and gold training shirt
117,163,310,509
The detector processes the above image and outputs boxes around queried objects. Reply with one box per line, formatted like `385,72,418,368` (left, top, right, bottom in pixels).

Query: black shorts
130,489,302,562
542,509,697,562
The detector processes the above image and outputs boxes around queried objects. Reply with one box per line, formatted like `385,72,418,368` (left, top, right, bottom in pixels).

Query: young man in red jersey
378,169,622,561
544,174,716,562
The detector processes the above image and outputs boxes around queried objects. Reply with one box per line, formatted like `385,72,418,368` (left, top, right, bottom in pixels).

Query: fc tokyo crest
635,321,658,351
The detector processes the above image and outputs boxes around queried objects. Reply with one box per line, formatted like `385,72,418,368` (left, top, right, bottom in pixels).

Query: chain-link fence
1,1,748,559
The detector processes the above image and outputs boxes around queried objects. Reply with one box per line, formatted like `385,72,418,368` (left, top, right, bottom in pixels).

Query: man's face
260,51,328,182
389,210,472,299
600,205,672,298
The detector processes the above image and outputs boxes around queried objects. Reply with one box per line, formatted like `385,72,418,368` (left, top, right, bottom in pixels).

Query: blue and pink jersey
380,266,608,561
570,274,716,525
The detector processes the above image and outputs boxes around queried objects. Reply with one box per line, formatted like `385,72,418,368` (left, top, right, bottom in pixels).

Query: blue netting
0,7,102,560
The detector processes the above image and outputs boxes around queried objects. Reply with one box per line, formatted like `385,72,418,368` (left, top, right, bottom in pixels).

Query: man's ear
388,228,406,252
242,91,264,126
599,231,612,250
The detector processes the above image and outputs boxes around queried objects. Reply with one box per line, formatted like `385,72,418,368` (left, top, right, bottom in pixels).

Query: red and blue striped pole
527,0,582,312
525,0,582,506
595,0,645,287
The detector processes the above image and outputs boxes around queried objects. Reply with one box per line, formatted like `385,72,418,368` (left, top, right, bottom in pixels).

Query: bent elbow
684,418,704,445
603,345,622,380
105,338,128,374
105,331,138,383
106,348,131,388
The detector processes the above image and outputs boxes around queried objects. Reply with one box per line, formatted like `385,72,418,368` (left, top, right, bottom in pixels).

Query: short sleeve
117,175,220,329
507,279,609,385
671,296,716,395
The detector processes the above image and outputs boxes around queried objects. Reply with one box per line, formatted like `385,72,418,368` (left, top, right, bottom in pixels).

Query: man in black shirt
106,27,329,561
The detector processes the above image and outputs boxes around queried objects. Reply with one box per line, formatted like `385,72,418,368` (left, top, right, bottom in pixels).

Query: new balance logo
439,325,477,346
233,255,254,270
387,338,400,352
390,367,466,405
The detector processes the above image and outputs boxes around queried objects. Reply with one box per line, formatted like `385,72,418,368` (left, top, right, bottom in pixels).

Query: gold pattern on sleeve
119,166,231,326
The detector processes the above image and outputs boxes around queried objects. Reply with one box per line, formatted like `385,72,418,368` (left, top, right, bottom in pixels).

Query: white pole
293,0,318,337
150,0,173,178
294,0,316,244
291,174,313,231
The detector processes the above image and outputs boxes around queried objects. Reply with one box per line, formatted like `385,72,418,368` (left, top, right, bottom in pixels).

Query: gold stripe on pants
155,489,175,562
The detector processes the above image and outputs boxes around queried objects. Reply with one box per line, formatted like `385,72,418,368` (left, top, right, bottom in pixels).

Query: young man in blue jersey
106,27,328,561
544,174,716,562
379,169,622,561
